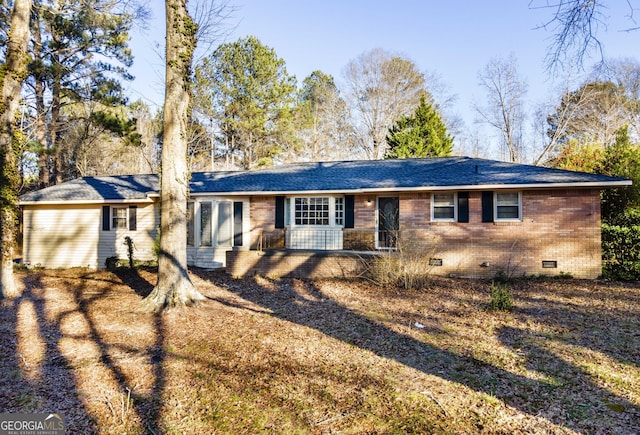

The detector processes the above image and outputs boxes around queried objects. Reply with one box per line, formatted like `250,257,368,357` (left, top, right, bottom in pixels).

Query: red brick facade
395,189,602,279
233,189,602,279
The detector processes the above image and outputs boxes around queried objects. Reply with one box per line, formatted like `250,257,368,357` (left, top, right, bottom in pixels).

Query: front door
377,196,399,249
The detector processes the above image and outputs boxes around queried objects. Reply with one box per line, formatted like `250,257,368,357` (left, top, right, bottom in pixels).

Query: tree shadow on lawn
2,270,165,434
198,270,640,433
511,282,640,371
0,274,98,432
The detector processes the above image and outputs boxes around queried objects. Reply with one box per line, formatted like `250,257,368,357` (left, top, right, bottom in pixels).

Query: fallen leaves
0,268,638,434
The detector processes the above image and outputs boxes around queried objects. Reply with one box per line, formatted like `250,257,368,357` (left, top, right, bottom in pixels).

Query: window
186,200,246,247
495,192,521,220
295,197,329,225
186,202,195,246
103,206,136,231
432,193,456,221
286,196,344,227
217,202,232,246
200,202,212,247
112,207,128,229
284,198,291,226
335,197,344,225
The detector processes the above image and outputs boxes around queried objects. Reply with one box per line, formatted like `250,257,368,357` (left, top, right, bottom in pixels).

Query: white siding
23,205,101,268
22,197,249,270
98,203,158,268
22,203,158,269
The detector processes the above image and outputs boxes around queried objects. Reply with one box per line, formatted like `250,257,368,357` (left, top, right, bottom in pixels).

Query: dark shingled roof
20,157,631,203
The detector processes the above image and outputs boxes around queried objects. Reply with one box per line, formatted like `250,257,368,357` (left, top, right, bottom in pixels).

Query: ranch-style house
19,157,631,279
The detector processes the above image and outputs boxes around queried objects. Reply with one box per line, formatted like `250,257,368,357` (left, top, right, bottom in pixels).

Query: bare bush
365,237,436,290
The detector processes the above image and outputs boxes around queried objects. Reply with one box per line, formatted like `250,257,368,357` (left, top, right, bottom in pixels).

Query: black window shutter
482,191,494,222
129,206,137,231
102,206,110,231
345,195,355,228
458,192,469,223
233,201,243,246
275,196,285,228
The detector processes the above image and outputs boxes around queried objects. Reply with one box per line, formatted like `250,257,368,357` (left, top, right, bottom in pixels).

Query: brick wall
226,250,370,279
236,189,602,279
249,196,277,249
393,189,602,279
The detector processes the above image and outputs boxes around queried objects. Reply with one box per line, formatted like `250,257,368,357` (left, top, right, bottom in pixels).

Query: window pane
496,192,518,206
200,202,212,247
218,202,232,246
497,205,520,219
186,202,194,246
433,193,455,220
434,206,454,220
335,197,344,226
433,193,454,206
284,198,290,226
112,207,127,229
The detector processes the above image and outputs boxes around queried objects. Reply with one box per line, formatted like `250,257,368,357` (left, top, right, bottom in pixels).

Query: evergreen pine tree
385,96,453,159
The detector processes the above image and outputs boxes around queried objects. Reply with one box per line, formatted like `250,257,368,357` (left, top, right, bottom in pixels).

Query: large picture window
295,197,330,225
495,192,521,220
432,193,456,221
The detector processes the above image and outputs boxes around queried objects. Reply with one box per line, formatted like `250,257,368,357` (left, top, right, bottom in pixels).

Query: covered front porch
227,227,395,279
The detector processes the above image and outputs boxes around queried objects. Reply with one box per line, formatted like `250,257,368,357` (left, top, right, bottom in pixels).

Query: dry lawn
0,268,639,434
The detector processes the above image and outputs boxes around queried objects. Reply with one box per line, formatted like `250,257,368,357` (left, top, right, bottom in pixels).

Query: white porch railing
286,228,344,250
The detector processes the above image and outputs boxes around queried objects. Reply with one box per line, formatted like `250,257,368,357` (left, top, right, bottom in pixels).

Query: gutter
19,197,156,206
19,179,632,204
186,180,632,197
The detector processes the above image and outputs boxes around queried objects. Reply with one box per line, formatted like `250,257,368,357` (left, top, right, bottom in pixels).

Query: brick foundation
226,250,374,279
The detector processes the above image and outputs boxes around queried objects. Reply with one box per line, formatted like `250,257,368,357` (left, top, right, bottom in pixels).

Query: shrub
124,236,135,269
488,281,513,311
105,256,120,271
365,239,435,290
602,223,640,280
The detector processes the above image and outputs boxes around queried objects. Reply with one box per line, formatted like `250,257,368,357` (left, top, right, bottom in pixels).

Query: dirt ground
1,268,639,434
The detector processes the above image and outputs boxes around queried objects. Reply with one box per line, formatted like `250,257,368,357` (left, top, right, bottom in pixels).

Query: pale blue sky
127,1,639,155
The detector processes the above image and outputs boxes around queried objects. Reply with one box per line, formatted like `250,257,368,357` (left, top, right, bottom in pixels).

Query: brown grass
1,268,639,434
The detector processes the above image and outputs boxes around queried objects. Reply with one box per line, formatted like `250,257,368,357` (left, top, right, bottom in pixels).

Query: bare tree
533,80,593,165
474,54,528,163
343,48,426,160
0,0,32,298
191,0,237,62
596,58,640,141
143,0,205,311
534,60,640,165
532,0,639,72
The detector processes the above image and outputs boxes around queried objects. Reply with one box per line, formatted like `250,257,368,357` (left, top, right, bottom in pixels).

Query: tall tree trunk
51,76,62,184
32,10,50,188
0,0,32,298
35,79,49,187
143,0,205,311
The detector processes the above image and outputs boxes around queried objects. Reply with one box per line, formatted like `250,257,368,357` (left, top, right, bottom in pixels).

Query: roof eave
19,197,156,206
20,180,631,203
189,180,632,196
